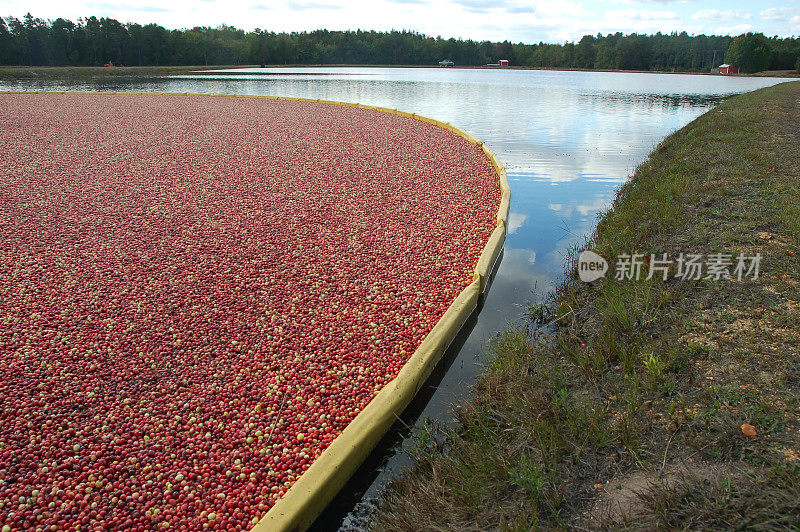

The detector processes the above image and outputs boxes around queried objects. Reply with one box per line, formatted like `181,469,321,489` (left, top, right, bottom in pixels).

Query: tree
725,33,771,73
0,15,797,72
99,17,128,65
575,35,596,68
616,34,651,70
21,13,49,65
0,18,14,64
48,18,76,65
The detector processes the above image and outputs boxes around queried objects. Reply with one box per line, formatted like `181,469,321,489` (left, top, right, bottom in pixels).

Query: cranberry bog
0,92,508,531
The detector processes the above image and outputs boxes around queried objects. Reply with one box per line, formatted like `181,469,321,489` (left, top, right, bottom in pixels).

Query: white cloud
548,196,611,218
760,7,798,22
691,9,751,22
594,8,684,35
712,23,753,35
606,9,679,22
507,212,528,234
286,1,343,10
608,0,691,4
86,1,169,12
506,4,536,14
447,0,500,13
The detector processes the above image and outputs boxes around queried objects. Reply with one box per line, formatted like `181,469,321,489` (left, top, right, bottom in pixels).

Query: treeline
2,13,799,73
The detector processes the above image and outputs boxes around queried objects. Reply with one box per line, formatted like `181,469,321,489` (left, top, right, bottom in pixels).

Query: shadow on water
579,90,727,109
311,250,504,531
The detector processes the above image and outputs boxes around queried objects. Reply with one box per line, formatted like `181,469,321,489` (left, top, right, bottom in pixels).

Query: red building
719,64,740,74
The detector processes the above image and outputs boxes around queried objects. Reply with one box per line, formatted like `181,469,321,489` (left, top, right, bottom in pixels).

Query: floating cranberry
0,93,500,530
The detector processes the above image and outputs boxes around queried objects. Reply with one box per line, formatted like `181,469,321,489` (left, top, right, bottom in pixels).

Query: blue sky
4,0,800,43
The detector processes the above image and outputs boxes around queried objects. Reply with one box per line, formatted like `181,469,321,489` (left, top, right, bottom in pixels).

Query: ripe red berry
0,93,500,530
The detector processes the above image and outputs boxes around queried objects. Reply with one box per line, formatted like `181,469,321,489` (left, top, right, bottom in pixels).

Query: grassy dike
374,81,800,529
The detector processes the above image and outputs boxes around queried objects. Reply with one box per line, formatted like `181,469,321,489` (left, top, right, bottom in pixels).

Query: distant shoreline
197,65,800,78
1,64,798,81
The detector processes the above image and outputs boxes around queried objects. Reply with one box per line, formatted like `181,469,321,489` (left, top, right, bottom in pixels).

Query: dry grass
373,81,800,530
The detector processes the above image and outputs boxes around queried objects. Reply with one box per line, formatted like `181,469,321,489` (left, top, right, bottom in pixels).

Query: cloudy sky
4,0,800,43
